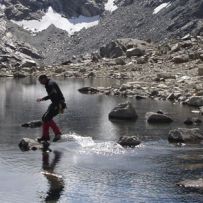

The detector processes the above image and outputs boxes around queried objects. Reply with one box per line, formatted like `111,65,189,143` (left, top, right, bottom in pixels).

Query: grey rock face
168,128,203,143
109,102,138,120
3,0,104,20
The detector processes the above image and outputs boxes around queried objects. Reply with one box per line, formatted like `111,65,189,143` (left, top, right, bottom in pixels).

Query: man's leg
49,119,62,141
42,104,61,142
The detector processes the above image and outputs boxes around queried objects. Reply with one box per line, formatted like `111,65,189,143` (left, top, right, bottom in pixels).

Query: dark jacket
42,79,65,105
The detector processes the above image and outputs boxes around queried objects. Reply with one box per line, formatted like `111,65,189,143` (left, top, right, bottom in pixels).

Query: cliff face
3,0,104,20
0,0,203,65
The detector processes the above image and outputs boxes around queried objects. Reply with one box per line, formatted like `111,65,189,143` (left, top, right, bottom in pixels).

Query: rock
184,118,193,125
118,136,141,147
126,47,145,57
13,72,28,78
177,178,203,190
18,138,50,152
78,87,99,94
187,96,203,107
21,59,37,68
109,102,138,120
193,118,202,124
87,71,96,77
168,128,203,143
172,55,189,63
21,120,42,128
146,112,173,123
115,57,126,65
156,73,176,80
198,67,203,76
100,41,125,58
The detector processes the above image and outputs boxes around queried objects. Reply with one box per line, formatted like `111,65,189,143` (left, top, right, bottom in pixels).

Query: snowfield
11,7,100,35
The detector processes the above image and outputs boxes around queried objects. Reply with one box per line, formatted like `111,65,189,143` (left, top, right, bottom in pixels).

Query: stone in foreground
19,138,50,151
118,136,141,147
168,128,203,143
109,102,138,120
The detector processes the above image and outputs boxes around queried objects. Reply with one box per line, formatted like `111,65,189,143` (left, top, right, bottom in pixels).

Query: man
37,75,66,142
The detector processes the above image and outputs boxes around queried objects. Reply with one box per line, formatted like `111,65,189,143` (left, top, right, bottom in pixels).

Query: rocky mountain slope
0,0,203,66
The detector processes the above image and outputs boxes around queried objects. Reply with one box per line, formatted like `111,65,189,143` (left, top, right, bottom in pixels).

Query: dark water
0,77,203,203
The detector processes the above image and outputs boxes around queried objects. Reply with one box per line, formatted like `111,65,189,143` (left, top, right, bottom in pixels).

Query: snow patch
153,2,171,14
11,7,100,35
0,3,5,10
105,0,118,12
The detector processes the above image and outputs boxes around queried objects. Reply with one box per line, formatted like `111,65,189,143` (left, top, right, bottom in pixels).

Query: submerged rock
177,178,203,190
118,136,140,147
168,128,203,143
109,102,138,120
78,87,99,94
21,120,42,128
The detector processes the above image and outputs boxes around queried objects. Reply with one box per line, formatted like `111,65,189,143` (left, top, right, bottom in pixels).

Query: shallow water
0,77,203,203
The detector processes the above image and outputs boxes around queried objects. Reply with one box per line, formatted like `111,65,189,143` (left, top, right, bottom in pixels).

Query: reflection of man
42,151,64,202
37,75,66,142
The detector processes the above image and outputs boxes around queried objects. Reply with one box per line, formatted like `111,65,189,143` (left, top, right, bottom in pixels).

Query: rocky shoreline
2,35,203,107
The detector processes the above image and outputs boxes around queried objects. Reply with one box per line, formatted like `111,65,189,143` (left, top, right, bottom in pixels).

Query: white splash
105,0,118,12
153,2,171,14
60,133,126,155
11,7,100,35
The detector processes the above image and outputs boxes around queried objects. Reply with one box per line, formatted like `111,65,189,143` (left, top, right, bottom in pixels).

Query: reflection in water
42,151,64,202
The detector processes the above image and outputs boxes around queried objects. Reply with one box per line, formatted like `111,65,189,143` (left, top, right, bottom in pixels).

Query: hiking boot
53,134,61,142
37,136,50,143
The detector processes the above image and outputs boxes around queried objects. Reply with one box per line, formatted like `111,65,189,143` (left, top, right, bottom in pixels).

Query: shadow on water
41,151,64,202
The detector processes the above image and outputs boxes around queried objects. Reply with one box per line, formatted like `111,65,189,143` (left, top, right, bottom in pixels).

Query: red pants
42,120,61,139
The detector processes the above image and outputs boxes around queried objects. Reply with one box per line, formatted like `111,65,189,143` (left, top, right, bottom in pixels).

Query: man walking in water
37,75,66,142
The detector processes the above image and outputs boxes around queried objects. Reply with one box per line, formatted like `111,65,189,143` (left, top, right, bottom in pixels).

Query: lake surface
0,77,203,203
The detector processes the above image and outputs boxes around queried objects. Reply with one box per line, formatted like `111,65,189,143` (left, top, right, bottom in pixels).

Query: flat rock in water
78,87,99,94
18,138,50,152
177,178,203,190
118,136,141,147
168,128,203,143
21,120,42,128
109,102,138,120
146,112,173,123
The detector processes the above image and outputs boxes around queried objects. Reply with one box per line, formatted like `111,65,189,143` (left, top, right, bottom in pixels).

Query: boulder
100,41,125,58
187,96,203,107
109,102,138,120
126,47,145,57
21,59,37,67
78,87,99,94
18,138,50,152
118,136,141,147
146,112,173,123
198,67,203,76
184,118,193,125
172,55,189,63
168,128,203,143
115,57,126,65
